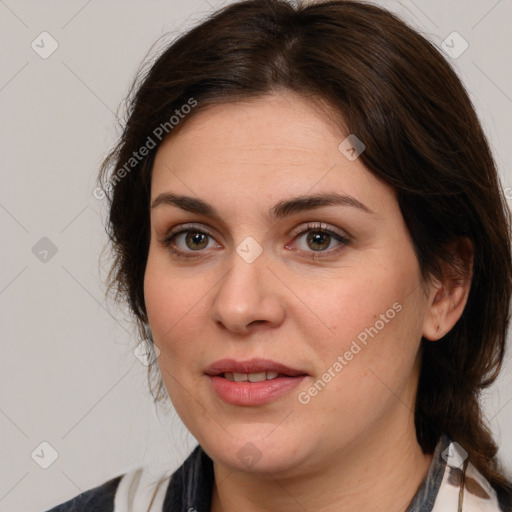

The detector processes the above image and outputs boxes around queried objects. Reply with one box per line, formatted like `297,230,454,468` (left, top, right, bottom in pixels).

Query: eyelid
161,223,221,250
286,222,351,258
289,221,350,240
163,222,349,242
165,222,217,239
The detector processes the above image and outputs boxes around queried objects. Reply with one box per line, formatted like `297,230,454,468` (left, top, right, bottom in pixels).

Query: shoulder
44,466,172,512
433,437,512,512
44,445,213,512
44,474,124,511
495,481,512,512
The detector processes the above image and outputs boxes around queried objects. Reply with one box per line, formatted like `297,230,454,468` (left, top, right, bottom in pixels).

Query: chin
201,430,316,476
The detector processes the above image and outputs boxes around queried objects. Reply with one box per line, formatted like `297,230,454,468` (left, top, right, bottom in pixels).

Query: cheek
300,277,423,435
302,255,424,389
144,259,214,428
144,252,209,361
308,266,407,343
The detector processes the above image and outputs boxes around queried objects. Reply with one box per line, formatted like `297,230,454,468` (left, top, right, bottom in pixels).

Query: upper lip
205,358,308,377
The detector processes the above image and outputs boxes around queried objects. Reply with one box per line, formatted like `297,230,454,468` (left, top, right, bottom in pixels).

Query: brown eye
185,232,209,250
306,230,331,251
289,223,350,260
162,225,219,259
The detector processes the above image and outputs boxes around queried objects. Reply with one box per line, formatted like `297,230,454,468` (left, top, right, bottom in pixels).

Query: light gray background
1,1,511,511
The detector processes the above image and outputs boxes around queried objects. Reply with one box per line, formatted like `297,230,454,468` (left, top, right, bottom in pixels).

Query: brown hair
98,0,512,495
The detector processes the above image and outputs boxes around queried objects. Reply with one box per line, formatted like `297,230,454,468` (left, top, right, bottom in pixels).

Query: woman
46,0,512,510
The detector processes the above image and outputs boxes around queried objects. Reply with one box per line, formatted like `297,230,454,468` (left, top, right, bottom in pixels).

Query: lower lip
208,375,307,406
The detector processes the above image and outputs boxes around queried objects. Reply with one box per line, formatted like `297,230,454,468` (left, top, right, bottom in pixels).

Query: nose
211,247,286,335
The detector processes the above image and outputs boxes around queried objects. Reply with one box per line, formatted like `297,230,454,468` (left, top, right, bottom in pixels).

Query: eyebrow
150,191,375,219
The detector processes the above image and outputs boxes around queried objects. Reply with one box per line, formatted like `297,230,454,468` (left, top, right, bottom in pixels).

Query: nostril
249,320,265,326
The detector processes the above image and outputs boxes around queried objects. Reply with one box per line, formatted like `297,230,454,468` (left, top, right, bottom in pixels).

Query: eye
161,222,350,260
288,223,350,259
161,224,220,258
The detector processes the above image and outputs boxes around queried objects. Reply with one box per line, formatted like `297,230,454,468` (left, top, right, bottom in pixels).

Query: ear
422,237,474,341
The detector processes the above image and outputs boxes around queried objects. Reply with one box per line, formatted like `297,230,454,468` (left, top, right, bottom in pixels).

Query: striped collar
49,435,504,512
107,435,509,511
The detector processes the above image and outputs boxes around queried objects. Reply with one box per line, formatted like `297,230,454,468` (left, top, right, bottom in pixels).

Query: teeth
248,371,266,382
223,371,281,382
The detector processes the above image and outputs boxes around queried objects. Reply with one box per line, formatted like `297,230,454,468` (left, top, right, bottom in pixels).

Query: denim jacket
46,434,511,511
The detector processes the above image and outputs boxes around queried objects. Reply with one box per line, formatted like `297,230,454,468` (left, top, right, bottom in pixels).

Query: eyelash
161,222,350,260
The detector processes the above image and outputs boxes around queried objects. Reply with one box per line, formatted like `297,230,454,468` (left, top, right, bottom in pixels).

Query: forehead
155,92,341,163
150,92,395,217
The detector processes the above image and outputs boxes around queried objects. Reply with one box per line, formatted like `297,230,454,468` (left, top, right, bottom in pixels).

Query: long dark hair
98,0,512,494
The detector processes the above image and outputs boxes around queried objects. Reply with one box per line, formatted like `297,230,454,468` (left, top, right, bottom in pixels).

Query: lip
205,358,308,377
205,358,309,406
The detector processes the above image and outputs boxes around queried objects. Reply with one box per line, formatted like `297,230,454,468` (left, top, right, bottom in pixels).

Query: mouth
221,371,292,382
205,358,309,406
204,358,308,379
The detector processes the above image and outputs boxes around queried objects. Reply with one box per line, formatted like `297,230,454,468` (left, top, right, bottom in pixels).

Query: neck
210,411,432,512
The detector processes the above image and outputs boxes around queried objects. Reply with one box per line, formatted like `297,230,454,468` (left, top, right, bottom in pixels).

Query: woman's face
144,92,434,475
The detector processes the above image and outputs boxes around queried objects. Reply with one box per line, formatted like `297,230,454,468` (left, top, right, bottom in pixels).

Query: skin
144,91,472,512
